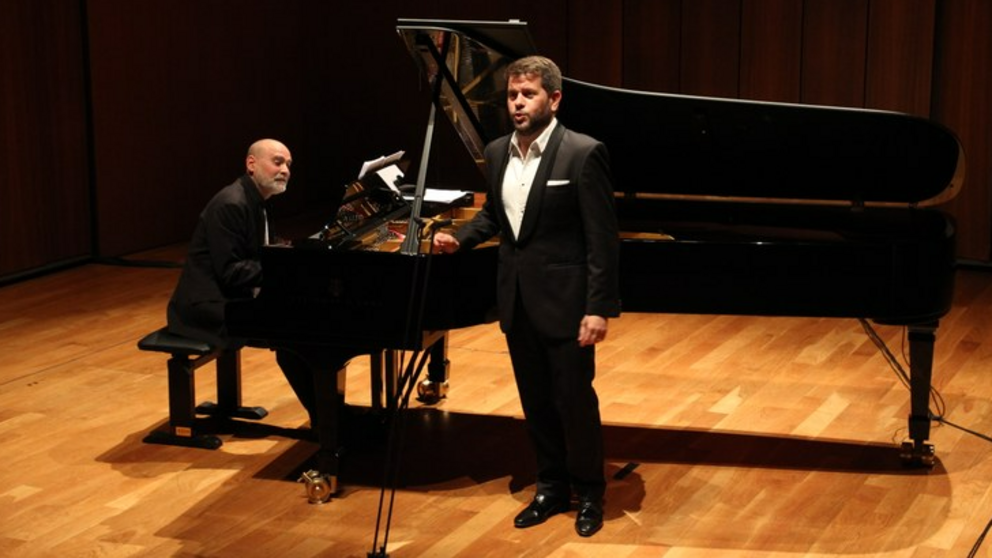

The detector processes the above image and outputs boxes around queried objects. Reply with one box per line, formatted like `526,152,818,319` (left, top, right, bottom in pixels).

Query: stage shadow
253,406,941,491
602,422,938,475
99,405,941,487
254,407,536,493
99,407,950,556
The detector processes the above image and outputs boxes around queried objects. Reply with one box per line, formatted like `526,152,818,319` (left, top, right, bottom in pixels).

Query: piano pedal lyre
899,441,935,469
416,379,449,404
298,469,337,504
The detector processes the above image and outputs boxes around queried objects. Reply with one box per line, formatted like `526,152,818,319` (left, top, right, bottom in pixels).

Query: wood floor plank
2,250,992,556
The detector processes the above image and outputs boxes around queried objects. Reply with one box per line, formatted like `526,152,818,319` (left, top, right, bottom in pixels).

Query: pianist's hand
433,232,461,254
578,315,608,347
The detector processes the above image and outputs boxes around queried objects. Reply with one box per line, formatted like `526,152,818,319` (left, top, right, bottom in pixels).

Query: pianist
433,56,621,537
166,138,356,430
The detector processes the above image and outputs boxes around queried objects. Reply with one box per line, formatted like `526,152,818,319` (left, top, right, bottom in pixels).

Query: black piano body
229,18,963,486
227,167,498,487
394,19,962,467
235,244,496,351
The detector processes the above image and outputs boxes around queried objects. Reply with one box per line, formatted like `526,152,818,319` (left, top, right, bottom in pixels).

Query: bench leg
196,350,269,421
143,355,223,450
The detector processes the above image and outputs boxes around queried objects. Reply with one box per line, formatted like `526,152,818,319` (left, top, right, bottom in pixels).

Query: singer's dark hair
506,56,562,94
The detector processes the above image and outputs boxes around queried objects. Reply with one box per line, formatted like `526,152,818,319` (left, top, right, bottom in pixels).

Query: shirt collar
509,117,558,157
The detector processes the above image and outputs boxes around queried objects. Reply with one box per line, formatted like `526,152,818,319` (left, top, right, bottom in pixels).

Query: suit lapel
489,136,513,235
516,123,566,244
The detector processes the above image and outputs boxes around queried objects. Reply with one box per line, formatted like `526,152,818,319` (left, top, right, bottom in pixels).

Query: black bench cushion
138,327,216,356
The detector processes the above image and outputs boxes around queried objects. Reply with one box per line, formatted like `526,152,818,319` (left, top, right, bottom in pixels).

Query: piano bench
138,327,268,450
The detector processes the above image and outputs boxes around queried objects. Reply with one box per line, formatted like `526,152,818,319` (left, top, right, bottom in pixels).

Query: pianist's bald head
246,138,290,160
507,56,562,95
246,139,292,199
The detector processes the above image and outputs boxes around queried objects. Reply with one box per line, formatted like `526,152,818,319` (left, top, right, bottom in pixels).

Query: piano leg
370,351,401,412
369,350,399,412
900,321,937,468
417,334,450,404
286,348,348,503
314,362,346,480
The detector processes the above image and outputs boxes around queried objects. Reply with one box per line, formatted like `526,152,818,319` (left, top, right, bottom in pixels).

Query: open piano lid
397,18,964,208
397,19,538,173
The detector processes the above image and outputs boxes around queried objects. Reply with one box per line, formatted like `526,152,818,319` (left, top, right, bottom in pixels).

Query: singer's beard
513,110,553,138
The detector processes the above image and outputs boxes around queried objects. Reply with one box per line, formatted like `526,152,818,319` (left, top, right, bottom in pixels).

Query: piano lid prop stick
400,102,439,255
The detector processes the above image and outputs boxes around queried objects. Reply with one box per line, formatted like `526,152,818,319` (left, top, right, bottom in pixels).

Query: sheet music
403,188,473,203
375,165,404,193
358,150,405,179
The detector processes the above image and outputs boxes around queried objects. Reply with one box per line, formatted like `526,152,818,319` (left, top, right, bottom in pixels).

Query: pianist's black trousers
275,347,356,427
505,297,606,503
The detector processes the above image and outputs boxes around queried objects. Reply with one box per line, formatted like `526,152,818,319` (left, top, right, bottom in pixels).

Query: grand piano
227,19,963,494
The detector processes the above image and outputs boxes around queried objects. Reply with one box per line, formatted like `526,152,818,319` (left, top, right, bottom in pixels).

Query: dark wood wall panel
680,0,741,98
865,0,935,116
801,0,869,107
0,1,90,280
932,0,992,261
622,0,682,93
566,0,623,86
740,0,803,102
87,0,313,256
3,0,992,280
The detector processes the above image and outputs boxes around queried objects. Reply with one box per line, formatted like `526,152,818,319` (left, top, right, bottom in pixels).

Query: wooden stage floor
2,245,992,557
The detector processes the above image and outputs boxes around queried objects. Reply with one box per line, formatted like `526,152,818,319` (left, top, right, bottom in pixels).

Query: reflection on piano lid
397,19,539,173
397,18,963,208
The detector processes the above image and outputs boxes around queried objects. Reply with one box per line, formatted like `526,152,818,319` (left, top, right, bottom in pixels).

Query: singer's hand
433,232,460,254
578,315,608,347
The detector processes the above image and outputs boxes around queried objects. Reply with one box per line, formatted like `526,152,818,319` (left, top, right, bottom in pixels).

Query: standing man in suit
433,56,621,537
168,138,355,429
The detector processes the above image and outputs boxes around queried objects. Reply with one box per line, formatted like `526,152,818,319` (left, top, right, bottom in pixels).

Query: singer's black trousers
505,296,606,503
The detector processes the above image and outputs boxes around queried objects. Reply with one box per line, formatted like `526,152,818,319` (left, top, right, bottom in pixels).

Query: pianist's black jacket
167,175,267,348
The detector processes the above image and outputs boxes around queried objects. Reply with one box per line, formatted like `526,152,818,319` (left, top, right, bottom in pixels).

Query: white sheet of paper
375,165,404,193
358,150,405,179
403,188,472,203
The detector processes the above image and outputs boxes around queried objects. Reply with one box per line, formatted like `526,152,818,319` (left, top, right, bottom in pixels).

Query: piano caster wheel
417,379,449,404
899,441,935,469
298,469,337,504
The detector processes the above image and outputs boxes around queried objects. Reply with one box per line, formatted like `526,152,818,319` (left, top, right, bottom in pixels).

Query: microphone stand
370,30,453,555
368,212,450,558
399,93,439,255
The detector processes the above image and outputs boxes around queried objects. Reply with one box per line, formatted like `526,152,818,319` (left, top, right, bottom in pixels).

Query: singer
432,56,620,537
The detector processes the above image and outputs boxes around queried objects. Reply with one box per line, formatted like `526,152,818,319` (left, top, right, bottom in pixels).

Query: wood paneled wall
0,1,91,280
933,0,992,262
1,0,990,282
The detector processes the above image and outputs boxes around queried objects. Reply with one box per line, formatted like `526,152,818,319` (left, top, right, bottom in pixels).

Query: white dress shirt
502,119,558,239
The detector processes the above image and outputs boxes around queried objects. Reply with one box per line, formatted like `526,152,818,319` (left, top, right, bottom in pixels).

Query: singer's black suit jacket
453,123,621,339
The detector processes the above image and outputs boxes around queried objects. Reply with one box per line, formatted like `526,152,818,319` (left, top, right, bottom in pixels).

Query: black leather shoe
513,494,570,528
575,500,603,537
